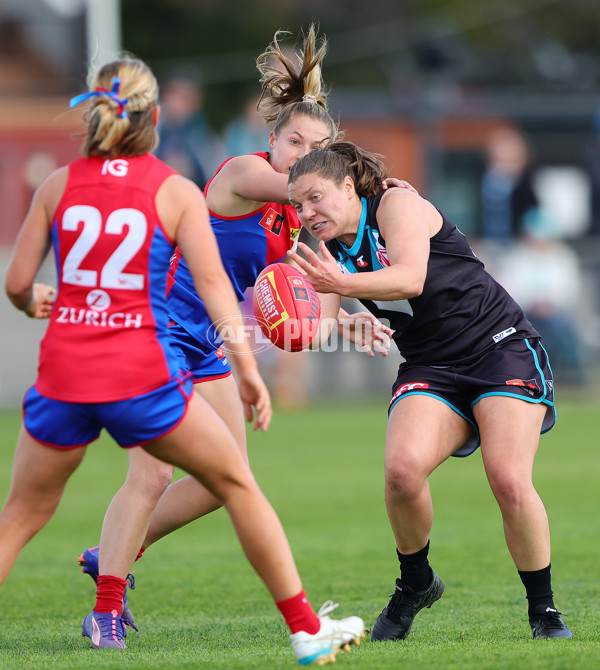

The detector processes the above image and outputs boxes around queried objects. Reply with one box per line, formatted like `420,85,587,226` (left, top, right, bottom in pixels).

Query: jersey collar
338,197,367,256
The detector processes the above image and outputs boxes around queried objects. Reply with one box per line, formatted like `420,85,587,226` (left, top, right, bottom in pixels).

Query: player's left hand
382,177,419,194
287,241,343,294
26,283,56,319
237,367,273,432
338,311,394,358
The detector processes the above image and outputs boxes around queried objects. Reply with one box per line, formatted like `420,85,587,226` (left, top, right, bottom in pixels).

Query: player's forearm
336,265,424,301
307,292,340,349
5,285,33,313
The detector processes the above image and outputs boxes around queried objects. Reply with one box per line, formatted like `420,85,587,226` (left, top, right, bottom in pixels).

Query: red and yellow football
252,263,321,352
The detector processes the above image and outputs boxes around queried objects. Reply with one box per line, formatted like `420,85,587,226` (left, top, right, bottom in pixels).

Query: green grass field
0,396,598,669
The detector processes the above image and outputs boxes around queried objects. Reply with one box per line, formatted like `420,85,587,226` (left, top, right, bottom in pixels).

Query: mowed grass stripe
0,396,598,669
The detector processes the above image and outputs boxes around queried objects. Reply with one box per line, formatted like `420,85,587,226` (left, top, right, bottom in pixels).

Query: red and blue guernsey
166,152,301,346
35,154,180,403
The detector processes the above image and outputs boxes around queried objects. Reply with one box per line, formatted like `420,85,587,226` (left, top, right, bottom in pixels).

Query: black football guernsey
325,192,539,365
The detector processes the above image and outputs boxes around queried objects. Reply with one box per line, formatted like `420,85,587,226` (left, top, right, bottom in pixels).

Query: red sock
276,590,320,634
95,575,127,614
134,547,145,562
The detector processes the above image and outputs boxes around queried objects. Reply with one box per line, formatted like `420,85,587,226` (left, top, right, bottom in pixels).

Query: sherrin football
252,263,321,352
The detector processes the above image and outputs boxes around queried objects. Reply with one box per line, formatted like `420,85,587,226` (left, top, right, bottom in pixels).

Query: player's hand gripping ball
253,263,321,352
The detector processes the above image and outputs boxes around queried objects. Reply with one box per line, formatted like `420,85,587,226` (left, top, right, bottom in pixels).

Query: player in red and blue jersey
287,140,573,642
33,152,180,407
73,27,389,646
0,57,366,663
165,150,304,381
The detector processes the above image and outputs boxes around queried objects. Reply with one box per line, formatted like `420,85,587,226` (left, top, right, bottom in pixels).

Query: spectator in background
582,104,600,353
497,211,586,386
480,126,540,244
154,68,226,190
223,92,269,158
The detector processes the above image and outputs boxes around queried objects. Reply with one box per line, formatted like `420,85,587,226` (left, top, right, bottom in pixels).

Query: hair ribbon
69,77,129,118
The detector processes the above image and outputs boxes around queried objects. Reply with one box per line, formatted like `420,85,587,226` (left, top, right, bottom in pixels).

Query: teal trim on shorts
471,390,551,408
388,390,480,458
470,337,556,434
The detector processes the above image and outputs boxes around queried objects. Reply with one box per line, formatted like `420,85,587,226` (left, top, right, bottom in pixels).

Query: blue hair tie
69,77,129,118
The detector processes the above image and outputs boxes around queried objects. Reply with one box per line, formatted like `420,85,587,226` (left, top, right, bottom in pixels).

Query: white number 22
61,205,147,290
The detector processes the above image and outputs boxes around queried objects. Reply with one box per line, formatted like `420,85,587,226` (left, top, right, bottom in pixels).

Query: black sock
518,564,555,615
397,541,432,592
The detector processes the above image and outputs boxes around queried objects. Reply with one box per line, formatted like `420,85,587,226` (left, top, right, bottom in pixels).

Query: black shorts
389,338,556,457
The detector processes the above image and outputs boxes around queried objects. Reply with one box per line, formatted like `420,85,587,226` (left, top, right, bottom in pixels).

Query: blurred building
0,0,87,246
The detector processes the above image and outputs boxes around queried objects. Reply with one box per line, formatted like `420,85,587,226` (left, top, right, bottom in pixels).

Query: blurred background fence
2,0,600,407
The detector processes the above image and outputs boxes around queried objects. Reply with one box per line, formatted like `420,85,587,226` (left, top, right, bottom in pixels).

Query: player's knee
125,462,174,499
212,469,257,506
3,496,57,534
488,472,532,511
384,462,424,500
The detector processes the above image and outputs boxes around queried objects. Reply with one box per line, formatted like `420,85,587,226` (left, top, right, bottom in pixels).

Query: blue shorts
168,321,232,382
23,374,194,449
389,338,556,457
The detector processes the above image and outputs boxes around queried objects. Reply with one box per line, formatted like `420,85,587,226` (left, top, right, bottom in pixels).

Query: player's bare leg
475,396,549,570
144,392,366,662
372,395,471,641
143,391,299,600
384,396,471,553
79,375,249,627
0,429,86,585
143,374,248,547
97,448,174,580
91,374,247,582
475,395,571,638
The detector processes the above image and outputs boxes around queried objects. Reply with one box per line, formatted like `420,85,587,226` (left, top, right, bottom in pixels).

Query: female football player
287,140,573,641
76,25,392,634
0,57,366,663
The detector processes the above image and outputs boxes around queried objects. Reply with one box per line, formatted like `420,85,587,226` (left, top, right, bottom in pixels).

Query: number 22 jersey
35,154,181,403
